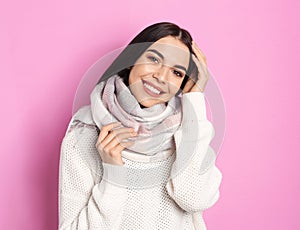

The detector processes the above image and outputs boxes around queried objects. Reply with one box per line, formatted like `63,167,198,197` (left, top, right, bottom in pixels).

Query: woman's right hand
95,122,137,166
182,41,209,93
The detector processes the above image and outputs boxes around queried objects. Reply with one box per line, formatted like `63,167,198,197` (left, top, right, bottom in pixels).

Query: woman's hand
95,122,137,166
182,41,209,93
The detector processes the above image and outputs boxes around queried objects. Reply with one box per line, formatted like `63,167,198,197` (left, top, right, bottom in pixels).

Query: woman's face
128,36,190,107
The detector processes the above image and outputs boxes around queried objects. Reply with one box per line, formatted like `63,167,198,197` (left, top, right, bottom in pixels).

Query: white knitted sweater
58,92,223,230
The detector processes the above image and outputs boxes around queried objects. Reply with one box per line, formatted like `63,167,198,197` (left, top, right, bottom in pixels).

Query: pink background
1,0,299,229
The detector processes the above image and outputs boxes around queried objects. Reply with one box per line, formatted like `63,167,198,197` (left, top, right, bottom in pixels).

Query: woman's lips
141,80,166,97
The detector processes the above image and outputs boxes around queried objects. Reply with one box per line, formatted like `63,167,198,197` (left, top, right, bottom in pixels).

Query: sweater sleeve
165,92,223,213
58,122,127,230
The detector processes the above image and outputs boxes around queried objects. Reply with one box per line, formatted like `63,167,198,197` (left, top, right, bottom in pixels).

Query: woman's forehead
147,42,190,66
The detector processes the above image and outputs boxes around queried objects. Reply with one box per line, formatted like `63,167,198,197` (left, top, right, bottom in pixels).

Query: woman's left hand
182,41,209,93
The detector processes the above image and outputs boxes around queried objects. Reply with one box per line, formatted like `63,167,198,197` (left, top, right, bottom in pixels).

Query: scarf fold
90,75,182,156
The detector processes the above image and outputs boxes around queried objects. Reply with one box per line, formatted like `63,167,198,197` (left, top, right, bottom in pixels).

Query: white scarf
90,75,182,156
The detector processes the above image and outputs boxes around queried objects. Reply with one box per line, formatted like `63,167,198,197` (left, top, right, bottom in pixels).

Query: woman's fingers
192,41,208,77
182,54,206,93
191,53,209,83
181,41,210,94
112,141,135,155
191,48,208,75
192,41,207,66
105,142,135,165
100,126,136,148
98,122,122,143
95,122,137,166
185,50,209,93
102,130,137,152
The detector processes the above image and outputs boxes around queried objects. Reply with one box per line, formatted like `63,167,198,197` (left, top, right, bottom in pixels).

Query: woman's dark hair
97,22,197,91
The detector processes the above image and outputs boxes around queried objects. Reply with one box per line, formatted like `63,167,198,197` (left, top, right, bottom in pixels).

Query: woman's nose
154,65,169,83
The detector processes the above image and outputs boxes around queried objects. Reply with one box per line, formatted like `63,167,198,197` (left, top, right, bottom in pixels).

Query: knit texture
58,92,222,230
90,75,182,156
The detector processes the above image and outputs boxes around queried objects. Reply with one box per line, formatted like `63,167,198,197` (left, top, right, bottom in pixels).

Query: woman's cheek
168,80,181,94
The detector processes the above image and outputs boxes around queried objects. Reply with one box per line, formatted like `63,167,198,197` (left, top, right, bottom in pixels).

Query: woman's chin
138,98,167,108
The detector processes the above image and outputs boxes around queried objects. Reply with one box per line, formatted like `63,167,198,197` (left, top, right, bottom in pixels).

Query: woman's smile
142,79,166,97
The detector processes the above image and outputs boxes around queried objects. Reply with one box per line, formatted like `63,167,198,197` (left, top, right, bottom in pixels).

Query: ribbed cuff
98,177,127,195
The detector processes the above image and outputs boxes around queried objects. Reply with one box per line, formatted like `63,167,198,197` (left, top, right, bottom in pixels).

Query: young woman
59,22,222,230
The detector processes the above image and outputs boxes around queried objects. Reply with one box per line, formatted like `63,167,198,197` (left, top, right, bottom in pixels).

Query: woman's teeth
143,82,161,94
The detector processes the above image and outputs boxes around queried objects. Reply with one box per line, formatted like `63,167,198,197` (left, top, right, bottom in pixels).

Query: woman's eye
173,70,183,77
147,56,159,63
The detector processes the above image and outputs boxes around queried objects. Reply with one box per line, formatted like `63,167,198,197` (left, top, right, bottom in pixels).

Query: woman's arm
58,122,127,229
165,92,223,213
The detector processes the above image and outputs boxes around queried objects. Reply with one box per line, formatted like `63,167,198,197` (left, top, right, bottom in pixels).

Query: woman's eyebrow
147,49,187,73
